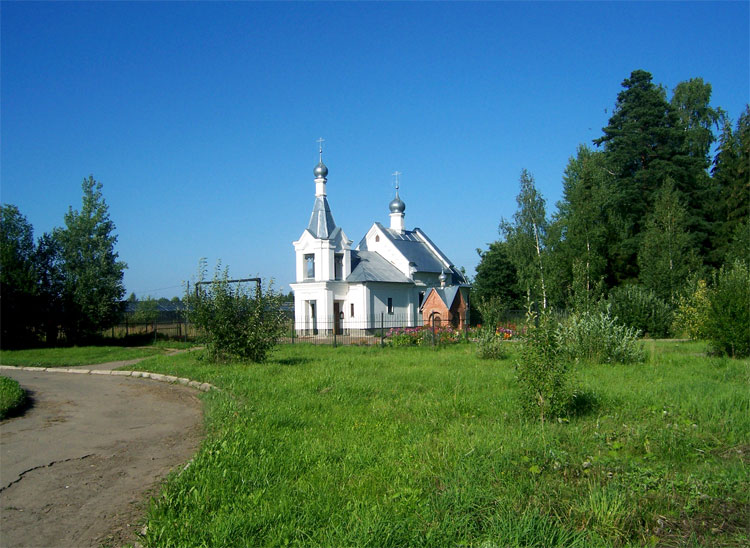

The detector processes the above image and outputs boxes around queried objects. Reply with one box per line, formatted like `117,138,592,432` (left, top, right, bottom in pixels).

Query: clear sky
2,1,748,299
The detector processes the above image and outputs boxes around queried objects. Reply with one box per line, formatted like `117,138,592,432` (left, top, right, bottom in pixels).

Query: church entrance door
333,302,342,335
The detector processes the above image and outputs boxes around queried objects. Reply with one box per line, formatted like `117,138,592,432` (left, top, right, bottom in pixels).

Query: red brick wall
421,288,468,329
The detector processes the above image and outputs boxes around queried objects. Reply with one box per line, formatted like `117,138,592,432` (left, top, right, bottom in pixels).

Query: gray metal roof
357,223,443,273
361,223,466,285
347,250,413,284
307,196,337,239
420,285,469,310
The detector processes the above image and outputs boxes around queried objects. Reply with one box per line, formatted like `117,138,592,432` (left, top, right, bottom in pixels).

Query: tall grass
131,342,749,547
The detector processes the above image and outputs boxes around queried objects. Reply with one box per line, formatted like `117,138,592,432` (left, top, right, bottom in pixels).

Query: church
290,146,470,334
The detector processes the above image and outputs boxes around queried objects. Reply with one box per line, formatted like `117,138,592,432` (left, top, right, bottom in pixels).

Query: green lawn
129,341,748,547
0,376,26,419
0,345,163,367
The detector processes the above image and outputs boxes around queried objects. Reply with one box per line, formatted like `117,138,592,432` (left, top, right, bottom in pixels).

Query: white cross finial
392,170,402,190
316,137,325,160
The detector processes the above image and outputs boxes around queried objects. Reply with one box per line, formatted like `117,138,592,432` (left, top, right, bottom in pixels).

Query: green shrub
672,277,711,340
187,261,286,363
475,329,509,360
605,285,673,338
557,308,645,364
516,310,572,422
0,376,26,419
706,260,750,357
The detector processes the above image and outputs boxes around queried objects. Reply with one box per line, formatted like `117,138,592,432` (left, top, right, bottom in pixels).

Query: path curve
0,366,205,547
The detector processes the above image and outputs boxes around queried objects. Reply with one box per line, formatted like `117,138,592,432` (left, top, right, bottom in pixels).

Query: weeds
558,308,645,364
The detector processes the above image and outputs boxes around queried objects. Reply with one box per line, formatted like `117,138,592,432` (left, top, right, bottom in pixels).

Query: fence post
380,312,385,347
333,315,337,348
431,314,436,346
125,317,129,337
154,320,158,343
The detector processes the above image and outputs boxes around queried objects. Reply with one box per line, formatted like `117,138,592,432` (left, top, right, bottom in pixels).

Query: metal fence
102,309,195,342
102,309,532,346
281,313,470,346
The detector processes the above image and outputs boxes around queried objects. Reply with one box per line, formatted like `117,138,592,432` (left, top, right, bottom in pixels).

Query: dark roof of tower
307,196,337,239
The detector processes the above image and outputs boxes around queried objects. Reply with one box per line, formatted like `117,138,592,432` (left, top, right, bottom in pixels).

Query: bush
706,260,750,358
475,329,509,360
0,376,26,419
672,277,711,340
557,308,645,364
187,262,286,363
605,285,673,338
516,310,572,422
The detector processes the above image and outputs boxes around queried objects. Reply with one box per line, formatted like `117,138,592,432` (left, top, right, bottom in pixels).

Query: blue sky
2,1,748,298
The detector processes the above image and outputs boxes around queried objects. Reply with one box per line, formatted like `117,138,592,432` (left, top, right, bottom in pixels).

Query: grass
0,376,27,419
0,345,163,367
128,341,748,547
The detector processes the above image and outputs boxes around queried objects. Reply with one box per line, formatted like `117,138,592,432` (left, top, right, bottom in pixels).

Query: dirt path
0,367,204,547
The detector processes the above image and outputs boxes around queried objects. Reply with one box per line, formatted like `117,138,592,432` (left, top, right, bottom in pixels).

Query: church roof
420,285,469,311
347,250,413,283
307,196,337,239
368,223,468,283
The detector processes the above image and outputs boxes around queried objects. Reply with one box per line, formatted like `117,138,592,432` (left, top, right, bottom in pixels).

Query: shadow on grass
568,389,599,417
275,357,312,366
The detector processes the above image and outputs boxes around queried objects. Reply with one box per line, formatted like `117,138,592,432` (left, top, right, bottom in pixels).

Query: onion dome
389,190,405,213
438,269,448,284
314,161,328,178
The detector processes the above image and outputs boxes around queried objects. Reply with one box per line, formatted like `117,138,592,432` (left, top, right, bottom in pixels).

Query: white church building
290,147,469,334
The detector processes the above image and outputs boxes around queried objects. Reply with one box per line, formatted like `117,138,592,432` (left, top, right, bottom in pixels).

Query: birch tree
500,169,549,309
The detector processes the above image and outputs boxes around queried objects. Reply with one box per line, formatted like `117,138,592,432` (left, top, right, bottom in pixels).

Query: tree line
473,70,748,341
1,176,126,347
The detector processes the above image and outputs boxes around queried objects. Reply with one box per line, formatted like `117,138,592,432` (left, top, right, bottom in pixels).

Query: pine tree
712,106,750,264
594,70,706,280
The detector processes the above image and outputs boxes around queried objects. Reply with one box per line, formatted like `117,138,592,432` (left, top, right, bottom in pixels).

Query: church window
418,291,425,307
350,303,354,317
375,235,380,242
387,297,393,314
305,254,315,279
334,254,343,280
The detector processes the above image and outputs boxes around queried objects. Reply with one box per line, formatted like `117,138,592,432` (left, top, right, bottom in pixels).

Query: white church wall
360,225,412,278
367,283,419,326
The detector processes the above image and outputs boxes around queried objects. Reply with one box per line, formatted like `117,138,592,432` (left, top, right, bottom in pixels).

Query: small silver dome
438,270,447,282
314,161,328,178
389,193,405,213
